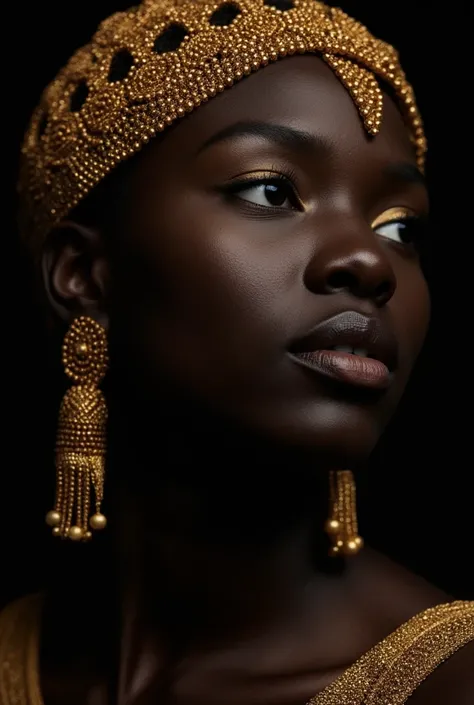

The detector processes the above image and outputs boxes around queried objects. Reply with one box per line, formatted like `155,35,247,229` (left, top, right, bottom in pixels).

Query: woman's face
105,55,430,466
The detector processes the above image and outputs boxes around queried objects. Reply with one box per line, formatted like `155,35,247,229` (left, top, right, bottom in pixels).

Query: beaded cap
19,0,426,246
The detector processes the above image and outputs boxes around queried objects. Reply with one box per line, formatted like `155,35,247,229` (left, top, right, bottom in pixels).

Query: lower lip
289,350,392,390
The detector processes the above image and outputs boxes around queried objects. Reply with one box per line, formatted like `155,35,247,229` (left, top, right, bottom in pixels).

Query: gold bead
46,510,61,527
84,531,93,541
325,519,341,535
76,342,89,358
52,527,61,537
90,513,107,530
68,526,83,541
346,539,362,555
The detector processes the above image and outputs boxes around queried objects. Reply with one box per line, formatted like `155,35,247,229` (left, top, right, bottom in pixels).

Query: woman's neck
119,481,331,633
107,392,345,635
111,462,352,704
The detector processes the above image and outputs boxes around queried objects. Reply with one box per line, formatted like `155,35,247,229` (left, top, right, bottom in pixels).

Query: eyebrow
384,162,427,188
197,121,427,189
197,120,324,156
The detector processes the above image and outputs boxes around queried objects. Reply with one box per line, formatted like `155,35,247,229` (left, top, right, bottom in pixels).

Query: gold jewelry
325,470,363,556
45,316,109,541
1,596,473,705
308,601,474,704
18,0,426,249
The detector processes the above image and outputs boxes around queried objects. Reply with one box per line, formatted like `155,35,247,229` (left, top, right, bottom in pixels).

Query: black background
2,2,472,602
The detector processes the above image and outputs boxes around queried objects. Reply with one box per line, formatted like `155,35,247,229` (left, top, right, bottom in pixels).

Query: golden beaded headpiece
19,0,426,246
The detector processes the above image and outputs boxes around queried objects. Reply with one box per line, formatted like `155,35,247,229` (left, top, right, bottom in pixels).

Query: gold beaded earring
325,470,364,556
46,316,109,541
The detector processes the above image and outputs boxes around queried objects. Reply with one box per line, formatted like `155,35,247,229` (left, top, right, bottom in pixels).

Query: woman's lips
287,311,398,391
289,349,391,390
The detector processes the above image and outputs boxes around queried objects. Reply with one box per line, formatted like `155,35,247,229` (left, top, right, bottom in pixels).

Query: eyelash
221,170,302,210
374,215,429,250
219,173,428,249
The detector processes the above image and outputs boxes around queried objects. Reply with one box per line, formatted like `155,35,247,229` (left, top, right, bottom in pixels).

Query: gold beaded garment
19,0,426,248
0,596,473,704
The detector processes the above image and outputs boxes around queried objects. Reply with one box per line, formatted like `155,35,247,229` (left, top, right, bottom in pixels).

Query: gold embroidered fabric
0,596,473,704
308,601,474,704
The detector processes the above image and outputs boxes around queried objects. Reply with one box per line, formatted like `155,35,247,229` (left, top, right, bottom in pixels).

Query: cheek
392,261,431,370
111,202,296,394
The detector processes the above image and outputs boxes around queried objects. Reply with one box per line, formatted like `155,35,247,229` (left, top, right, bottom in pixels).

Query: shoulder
357,565,474,705
407,640,474,705
0,593,42,638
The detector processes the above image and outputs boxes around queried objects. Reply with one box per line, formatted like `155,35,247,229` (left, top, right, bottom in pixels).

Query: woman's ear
41,221,110,327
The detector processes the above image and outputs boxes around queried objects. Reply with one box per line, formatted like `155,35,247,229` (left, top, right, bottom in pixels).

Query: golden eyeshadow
371,207,413,230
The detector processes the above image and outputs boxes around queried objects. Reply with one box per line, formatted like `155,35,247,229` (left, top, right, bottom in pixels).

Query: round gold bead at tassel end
68,526,83,541
325,519,341,535
90,513,107,530
345,538,363,555
328,537,364,557
45,510,61,527
52,527,61,537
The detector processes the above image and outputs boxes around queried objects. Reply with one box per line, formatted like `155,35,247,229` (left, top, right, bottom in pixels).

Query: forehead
146,54,416,169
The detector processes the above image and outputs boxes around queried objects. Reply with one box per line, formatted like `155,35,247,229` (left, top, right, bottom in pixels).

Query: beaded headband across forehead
19,0,426,246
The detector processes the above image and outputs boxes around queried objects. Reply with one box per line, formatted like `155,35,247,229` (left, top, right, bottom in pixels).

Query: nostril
374,280,393,302
325,269,394,303
326,270,356,292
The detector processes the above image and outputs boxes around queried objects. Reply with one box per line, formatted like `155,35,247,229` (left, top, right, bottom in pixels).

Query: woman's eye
372,207,427,247
227,177,299,210
375,220,411,244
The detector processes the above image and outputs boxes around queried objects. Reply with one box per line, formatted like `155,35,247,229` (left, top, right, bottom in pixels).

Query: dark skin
40,56,473,704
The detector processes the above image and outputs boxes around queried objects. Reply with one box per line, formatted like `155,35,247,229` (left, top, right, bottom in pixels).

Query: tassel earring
45,316,109,541
325,470,364,556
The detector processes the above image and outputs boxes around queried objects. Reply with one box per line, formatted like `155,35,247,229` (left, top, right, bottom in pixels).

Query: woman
1,0,472,702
